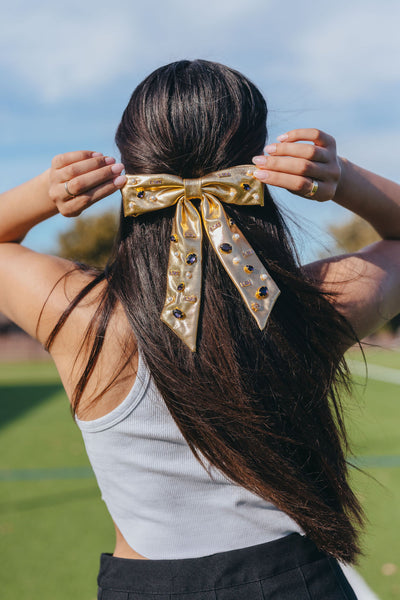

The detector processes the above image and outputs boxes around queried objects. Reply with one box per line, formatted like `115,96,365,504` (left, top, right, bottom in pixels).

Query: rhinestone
233,257,240,265
186,253,197,265
260,274,268,281
170,234,178,242
169,269,180,276
240,280,252,287
246,169,253,176
172,308,185,319
174,251,180,258
177,282,185,292
184,295,197,303
137,189,145,199
209,221,222,232
256,286,269,299
253,194,259,200
232,233,240,241
242,248,254,257
186,272,192,279
167,296,174,302
241,183,251,191
219,243,232,254
149,195,156,201
128,201,135,210
251,302,261,312
184,230,196,239
229,218,235,227
244,265,254,274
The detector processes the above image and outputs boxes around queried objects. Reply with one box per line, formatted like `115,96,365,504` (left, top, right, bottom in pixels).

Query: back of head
94,60,363,561
115,59,267,177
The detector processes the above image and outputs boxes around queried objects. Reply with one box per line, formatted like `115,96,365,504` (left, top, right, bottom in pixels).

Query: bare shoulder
0,243,96,343
302,240,400,341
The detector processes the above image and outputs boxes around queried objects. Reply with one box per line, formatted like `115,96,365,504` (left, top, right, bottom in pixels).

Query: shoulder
0,243,98,343
302,240,400,343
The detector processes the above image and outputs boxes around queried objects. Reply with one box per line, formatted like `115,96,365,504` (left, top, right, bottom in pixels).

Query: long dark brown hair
47,60,364,562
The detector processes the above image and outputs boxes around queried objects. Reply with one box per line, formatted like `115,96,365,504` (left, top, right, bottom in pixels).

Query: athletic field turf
0,347,399,599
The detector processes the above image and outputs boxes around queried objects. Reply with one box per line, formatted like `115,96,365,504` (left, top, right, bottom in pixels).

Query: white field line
348,360,400,385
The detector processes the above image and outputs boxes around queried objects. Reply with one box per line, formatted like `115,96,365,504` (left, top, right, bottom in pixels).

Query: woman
0,60,399,599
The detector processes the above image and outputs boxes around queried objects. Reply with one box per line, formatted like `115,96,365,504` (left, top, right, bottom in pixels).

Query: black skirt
97,533,357,599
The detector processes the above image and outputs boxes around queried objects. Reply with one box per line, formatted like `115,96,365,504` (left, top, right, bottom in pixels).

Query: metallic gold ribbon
121,165,280,352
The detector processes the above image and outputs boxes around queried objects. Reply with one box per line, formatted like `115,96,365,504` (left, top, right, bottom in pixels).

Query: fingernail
111,163,124,174
113,175,126,186
253,169,269,180
104,156,116,165
92,152,103,157
277,134,288,142
252,155,266,165
264,144,277,154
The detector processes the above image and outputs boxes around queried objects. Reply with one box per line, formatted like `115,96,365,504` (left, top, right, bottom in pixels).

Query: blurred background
0,1,399,598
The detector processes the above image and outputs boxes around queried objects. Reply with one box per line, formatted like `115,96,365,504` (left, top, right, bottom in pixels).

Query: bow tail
160,198,203,352
201,193,280,331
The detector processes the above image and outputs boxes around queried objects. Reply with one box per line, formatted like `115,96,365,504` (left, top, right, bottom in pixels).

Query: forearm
0,169,57,243
333,158,400,240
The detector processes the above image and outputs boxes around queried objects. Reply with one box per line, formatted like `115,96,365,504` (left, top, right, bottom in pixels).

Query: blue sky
1,0,399,261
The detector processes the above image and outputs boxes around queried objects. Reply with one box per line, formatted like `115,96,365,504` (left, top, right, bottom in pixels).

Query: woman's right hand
48,150,127,217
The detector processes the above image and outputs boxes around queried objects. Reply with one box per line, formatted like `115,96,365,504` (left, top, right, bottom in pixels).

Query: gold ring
64,181,76,198
305,180,318,198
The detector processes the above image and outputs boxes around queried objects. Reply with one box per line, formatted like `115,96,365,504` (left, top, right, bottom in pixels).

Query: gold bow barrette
122,165,280,352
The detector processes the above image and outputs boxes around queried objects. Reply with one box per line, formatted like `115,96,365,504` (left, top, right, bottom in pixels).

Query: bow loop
121,165,280,351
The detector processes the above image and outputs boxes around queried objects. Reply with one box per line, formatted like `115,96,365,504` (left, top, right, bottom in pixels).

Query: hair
47,59,364,562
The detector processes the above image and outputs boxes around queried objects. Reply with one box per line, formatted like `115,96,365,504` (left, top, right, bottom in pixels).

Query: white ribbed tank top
76,350,303,559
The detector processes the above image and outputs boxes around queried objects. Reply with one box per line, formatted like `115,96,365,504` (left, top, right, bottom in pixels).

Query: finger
51,151,101,170
253,169,335,201
252,155,329,181
58,176,126,217
276,129,336,149
59,155,120,182
262,142,329,163
61,162,124,196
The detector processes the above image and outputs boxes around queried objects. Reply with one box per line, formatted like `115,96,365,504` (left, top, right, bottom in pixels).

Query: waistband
97,533,328,595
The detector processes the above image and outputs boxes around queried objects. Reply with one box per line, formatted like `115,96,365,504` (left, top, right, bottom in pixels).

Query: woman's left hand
252,128,341,202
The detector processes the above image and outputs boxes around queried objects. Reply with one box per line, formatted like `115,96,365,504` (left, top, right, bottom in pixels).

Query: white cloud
296,4,400,102
0,0,268,102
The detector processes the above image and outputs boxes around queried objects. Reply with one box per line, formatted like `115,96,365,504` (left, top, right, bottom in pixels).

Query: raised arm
252,129,400,342
0,151,126,341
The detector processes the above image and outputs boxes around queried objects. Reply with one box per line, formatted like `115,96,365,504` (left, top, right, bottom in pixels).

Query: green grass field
0,348,399,599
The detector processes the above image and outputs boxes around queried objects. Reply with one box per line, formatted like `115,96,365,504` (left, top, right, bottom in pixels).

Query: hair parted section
48,59,363,562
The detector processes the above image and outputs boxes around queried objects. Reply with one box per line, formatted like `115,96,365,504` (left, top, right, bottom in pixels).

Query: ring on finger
64,181,76,198
305,179,318,198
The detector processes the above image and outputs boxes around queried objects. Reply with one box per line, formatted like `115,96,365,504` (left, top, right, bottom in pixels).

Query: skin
0,129,399,560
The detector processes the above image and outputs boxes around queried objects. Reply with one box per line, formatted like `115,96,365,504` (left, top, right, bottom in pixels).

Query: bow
121,165,280,352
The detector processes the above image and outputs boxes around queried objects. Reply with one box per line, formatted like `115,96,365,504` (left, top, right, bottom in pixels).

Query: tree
328,215,380,253
57,209,119,268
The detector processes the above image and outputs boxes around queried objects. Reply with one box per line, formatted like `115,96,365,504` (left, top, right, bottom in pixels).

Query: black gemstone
242,183,251,191
219,243,232,254
186,253,197,265
172,308,185,319
170,234,178,242
244,265,254,273
256,286,269,299
228,218,235,227
177,282,185,292
137,190,145,199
